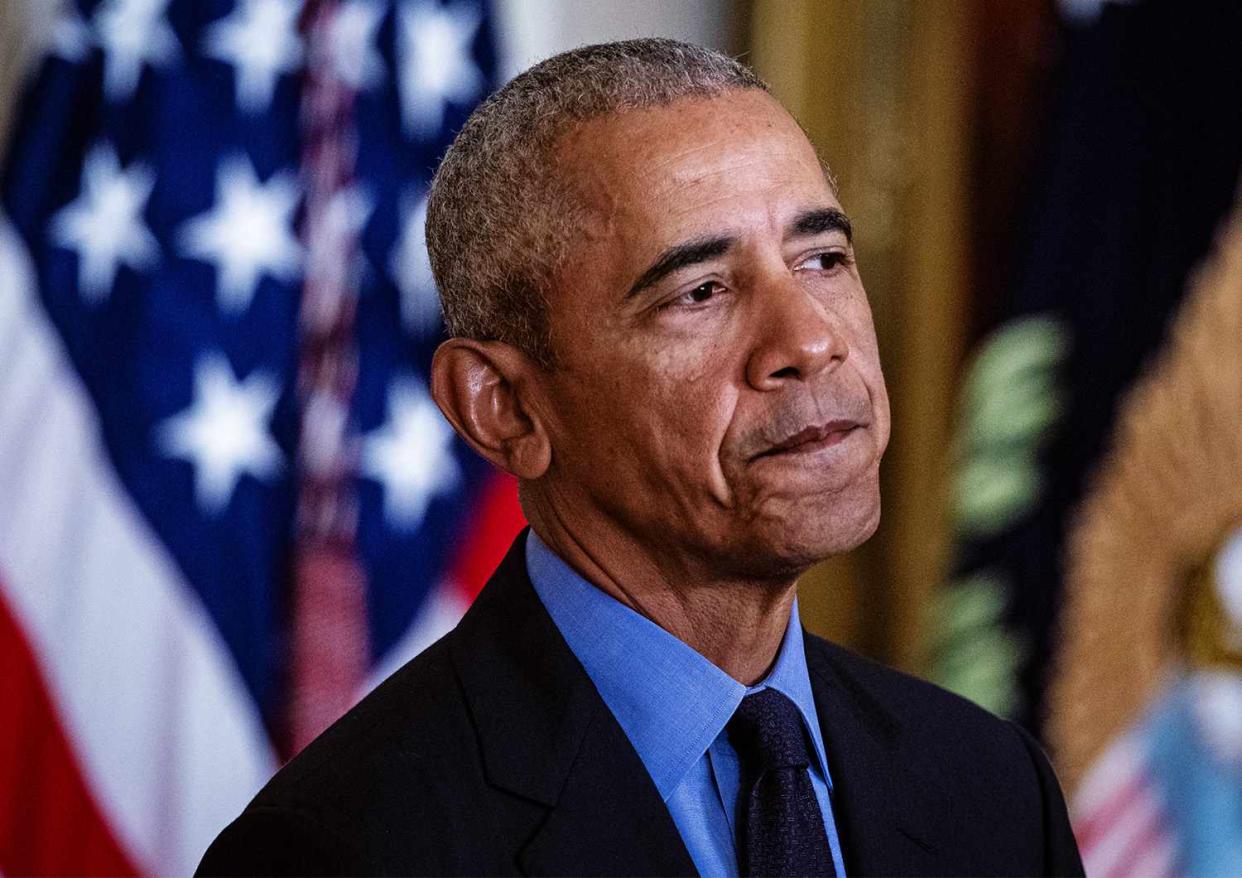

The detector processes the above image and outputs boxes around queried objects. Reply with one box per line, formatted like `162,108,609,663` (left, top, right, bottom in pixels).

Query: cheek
840,289,881,357
642,320,731,382
651,338,742,447
841,296,890,435
600,345,742,497
633,362,738,465
554,305,748,491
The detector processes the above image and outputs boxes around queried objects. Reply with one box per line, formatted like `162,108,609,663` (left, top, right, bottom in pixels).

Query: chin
786,494,880,559
733,478,882,578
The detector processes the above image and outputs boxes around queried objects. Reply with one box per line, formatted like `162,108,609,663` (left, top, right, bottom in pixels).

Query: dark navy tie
728,688,837,877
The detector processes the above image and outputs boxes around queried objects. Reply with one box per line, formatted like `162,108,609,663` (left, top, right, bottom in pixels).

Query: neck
527,500,799,685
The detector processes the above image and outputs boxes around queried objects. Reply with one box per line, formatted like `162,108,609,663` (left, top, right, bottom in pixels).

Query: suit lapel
805,635,951,876
517,704,697,877
450,533,696,877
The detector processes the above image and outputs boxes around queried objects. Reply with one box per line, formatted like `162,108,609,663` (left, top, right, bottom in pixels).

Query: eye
796,250,853,273
665,280,726,309
687,281,719,303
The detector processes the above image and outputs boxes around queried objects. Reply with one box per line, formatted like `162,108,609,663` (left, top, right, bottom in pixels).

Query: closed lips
756,420,862,457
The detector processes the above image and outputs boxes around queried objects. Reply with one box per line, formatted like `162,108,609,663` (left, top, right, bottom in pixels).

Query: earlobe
430,339,552,480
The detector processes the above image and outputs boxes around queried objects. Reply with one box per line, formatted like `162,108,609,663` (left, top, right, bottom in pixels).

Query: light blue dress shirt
526,531,847,877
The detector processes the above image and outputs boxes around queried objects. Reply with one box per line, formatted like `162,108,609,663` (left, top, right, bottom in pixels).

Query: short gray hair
425,38,768,367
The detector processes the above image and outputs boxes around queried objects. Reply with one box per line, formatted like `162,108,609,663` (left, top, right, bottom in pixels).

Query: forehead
556,90,836,246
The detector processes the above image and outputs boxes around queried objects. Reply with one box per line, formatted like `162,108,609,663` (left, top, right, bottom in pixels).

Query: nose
744,273,848,391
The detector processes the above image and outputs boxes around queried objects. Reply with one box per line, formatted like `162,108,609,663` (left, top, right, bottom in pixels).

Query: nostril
769,366,799,380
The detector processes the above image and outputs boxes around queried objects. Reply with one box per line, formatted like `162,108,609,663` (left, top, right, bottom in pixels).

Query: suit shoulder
201,633,501,874
244,634,484,829
805,632,1079,821
803,636,1083,874
805,632,1006,725
198,803,369,876
263,635,471,796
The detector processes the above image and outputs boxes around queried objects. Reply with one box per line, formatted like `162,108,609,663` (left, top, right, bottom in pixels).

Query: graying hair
425,38,768,367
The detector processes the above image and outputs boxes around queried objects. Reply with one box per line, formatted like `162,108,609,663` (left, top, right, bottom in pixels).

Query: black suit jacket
199,534,1084,876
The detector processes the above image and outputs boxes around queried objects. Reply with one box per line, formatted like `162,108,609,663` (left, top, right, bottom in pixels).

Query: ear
430,338,552,480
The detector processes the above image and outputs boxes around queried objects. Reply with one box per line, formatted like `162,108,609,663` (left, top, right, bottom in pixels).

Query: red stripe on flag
448,471,526,603
1074,769,1147,851
0,582,139,877
286,548,370,757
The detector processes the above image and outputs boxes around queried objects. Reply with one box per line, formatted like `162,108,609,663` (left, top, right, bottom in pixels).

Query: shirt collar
525,530,831,801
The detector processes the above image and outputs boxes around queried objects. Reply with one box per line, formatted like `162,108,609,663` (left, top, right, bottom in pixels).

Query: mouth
753,419,864,460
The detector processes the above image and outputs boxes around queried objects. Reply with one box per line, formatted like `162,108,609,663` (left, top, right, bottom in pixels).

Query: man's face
533,89,890,579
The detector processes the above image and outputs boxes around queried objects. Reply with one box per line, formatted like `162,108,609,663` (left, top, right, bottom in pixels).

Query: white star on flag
362,379,461,531
178,155,302,315
47,0,92,63
326,0,386,92
203,0,304,114
92,0,181,102
389,192,441,334
158,354,283,514
397,0,484,140
51,143,158,302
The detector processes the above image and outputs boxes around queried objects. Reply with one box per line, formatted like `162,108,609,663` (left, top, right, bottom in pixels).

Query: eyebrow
624,207,854,300
787,207,853,242
626,235,735,299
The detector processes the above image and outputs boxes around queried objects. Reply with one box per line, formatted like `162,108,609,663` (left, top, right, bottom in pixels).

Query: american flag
1072,732,1178,878
0,1,523,874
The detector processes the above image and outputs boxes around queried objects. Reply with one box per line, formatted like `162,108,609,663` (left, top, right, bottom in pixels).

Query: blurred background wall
1,1,1239,876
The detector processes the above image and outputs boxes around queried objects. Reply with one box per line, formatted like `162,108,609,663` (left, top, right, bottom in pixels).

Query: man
199,39,1084,877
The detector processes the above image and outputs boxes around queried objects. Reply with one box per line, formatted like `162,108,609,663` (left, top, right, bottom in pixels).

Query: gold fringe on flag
1048,199,1242,794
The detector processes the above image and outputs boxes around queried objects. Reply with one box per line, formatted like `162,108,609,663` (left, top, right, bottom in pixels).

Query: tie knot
728,688,812,771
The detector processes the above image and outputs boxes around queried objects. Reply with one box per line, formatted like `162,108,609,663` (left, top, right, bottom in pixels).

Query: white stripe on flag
0,216,277,875
1126,830,1176,878
1073,732,1145,820
1073,731,1177,878
1082,782,1162,878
